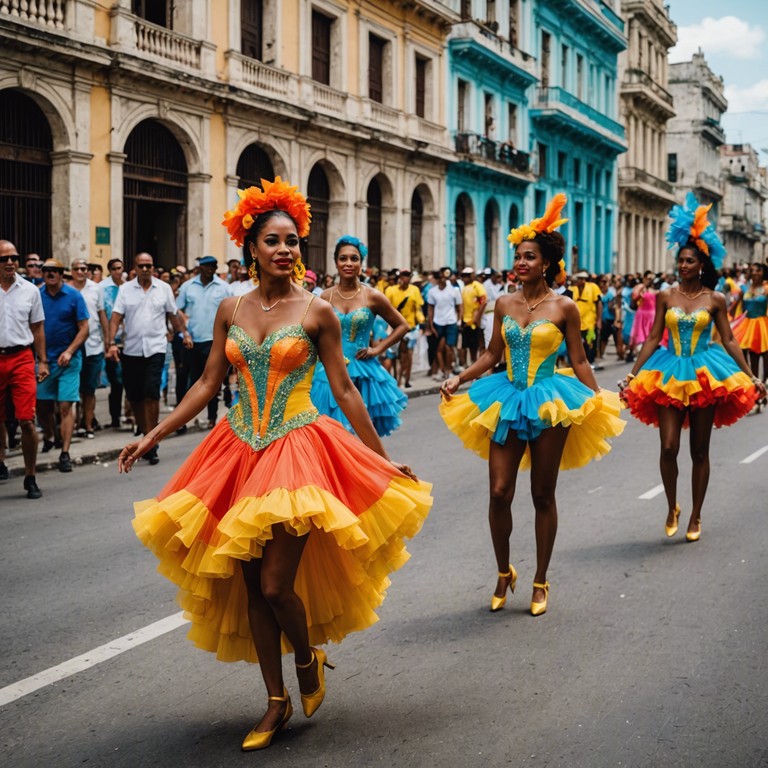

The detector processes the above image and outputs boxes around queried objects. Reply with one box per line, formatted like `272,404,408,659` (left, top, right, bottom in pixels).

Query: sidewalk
1,372,444,478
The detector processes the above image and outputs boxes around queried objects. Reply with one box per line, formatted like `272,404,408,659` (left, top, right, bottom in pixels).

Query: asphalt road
1,381,767,768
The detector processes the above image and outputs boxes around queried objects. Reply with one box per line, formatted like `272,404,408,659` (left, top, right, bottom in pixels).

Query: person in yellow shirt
459,267,487,367
571,271,602,366
385,269,424,388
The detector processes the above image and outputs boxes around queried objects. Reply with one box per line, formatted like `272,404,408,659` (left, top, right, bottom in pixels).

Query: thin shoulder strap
230,294,244,326
301,294,316,325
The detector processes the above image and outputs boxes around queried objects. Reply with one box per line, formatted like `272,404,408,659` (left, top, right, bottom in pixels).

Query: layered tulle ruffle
623,344,758,427
439,370,625,470
311,359,407,437
731,314,768,354
133,416,431,663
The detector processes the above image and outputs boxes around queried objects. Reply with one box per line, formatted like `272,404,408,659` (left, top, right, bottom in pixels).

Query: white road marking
740,446,768,464
638,484,665,500
587,486,603,494
0,612,189,708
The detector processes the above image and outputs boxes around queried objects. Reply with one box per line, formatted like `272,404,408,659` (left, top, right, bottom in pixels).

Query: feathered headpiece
222,177,312,247
336,235,369,259
666,192,726,269
507,193,569,247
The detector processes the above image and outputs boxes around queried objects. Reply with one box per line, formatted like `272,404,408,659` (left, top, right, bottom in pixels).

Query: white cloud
670,16,765,63
724,80,768,113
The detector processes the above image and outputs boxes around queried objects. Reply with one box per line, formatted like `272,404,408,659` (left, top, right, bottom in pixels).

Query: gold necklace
336,284,361,301
523,289,552,314
258,288,287,312
675,285,706,300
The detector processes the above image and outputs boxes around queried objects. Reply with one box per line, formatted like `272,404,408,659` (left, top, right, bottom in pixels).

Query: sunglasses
72,266,88,272
0,255,20,263
136,264,154,270
43,268,63,275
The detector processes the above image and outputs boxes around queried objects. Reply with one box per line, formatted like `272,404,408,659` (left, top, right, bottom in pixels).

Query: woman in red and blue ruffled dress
620,193,765,541
118,179,432,751
440,195,625,617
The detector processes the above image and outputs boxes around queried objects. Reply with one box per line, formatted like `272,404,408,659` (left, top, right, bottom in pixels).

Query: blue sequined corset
664,308,711,357
502,317,563,390
225,324,319,451
336,307,375,357
743,292,767,319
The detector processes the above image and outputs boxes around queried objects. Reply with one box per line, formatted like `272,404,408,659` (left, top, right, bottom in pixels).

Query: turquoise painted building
529,0,627,273
446,1,627,275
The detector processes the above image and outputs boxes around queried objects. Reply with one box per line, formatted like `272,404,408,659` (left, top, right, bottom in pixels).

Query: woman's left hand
355,346,377,360
391,460,418,481
118,435,157,473
440,375,461,401
754,377,767,400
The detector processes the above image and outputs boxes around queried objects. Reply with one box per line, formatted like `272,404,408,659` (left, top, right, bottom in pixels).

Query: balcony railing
622,68,673,107
619,166,674,195
240,56,292,95
454,132,531,173
695,171,722,193
534,87,625,137
135,17,201,69
0,0,67,29
368,101,401,132
312,82,347,115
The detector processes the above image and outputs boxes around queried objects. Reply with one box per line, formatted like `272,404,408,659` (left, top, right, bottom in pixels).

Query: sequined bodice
502,317,563,389
336,307,375,355
225,324,318,451
743,291,767,319
664,308,711,357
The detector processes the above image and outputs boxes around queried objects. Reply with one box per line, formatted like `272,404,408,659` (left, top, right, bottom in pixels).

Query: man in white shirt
72,257,109,438
0,240,47,498
427,270,462,381
106,252,190,465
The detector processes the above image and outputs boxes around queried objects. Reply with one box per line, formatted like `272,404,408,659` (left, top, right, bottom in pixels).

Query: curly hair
677,238,718,290
531,230,566,284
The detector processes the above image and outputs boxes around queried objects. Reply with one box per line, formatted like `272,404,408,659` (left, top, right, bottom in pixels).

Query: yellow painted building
0,0,459,274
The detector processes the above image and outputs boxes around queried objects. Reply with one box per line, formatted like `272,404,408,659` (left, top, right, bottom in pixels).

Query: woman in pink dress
629,270,657,354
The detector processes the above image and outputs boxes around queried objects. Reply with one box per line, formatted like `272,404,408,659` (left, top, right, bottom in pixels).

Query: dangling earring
293,255,306,283
248,262,259,283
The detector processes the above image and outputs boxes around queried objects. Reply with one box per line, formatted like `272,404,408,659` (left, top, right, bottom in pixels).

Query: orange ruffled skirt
133,416,432,663
731,314,768,354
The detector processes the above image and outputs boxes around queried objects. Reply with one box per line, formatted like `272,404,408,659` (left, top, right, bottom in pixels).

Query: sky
666,0,768,160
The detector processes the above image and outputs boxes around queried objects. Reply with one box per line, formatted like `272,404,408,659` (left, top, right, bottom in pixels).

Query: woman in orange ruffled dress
440,195,625,617
620,194,765,541
119,178,432,751
731,261,768,411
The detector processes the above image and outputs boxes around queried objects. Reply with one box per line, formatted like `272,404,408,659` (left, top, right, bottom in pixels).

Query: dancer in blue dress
310,236,409,436
440,195,625,616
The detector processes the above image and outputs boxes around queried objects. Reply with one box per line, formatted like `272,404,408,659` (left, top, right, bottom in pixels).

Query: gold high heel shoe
665,503,681,537
530,581,550,616
686,519,701,542
490,564,518,612
297,648,335,718
241,688,292,751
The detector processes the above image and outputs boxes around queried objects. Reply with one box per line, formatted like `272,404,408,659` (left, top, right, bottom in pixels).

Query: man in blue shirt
101,258,125,428
37,258,89,472
175,255,230,427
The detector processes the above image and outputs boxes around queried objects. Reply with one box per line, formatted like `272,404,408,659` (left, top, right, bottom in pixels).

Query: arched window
367,177,382,270
410,189,423,272
124,120,187,266
484,199,500,269
306,164,330,273
454,193,474,271
236,143,274,190
0,89,52,258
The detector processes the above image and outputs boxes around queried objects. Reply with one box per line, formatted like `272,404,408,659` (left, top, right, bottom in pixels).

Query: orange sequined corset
225,324,319,451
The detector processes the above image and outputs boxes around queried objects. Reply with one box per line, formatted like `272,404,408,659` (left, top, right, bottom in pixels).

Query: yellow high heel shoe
665,503,681,537
686,519,701,542
490,564,518,612
241,688,292,751
297,648,336,718
530,581,550,616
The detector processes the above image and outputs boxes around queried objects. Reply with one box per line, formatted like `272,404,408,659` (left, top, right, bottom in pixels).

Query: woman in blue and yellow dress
731,261,768,411
440,195,625,616
620,194,765,541
118,179,432,751
310,235,409,436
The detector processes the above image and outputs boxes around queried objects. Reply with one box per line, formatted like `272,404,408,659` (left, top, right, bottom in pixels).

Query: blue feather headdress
336,235,368,260
666,192,726,270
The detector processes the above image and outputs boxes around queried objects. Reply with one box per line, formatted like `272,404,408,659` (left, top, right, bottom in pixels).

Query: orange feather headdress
507,193,569,247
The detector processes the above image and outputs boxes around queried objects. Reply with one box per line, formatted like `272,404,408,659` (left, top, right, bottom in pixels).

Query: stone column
187,172,212,265
108,151,127,262
51,150,93,264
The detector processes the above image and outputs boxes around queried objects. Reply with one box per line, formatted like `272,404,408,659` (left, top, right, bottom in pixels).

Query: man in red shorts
0,240,47,498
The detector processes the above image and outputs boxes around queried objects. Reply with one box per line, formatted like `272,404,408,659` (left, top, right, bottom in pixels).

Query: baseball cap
199,256,218,266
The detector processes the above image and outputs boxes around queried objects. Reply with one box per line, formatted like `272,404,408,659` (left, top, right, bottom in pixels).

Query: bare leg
59,402,75,452
82,392,96,431
145,397,160,432
129,399,146,435
436,338,446,376
488,433,527,598
747,350,759,378
19,419,38,475
657,405,686,528
528,425,570,604
687,405,715,534
240,525,310,733
37,400,55,443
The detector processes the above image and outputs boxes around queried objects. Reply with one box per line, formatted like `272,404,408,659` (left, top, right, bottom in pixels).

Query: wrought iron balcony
454,132,531,173
622,68,674,114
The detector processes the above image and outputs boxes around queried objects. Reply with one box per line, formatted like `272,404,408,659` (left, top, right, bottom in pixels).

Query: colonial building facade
616,0,677,274
0,0,459,275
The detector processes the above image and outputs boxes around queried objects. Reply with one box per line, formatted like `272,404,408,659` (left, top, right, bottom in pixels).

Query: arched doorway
410,189,423,272
236,143,274,189
484,198,500,269
454,192,474,271
367,177,382,271
509,203,520,231
0,89,52,258
306,163,330,273
123,119,188,267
